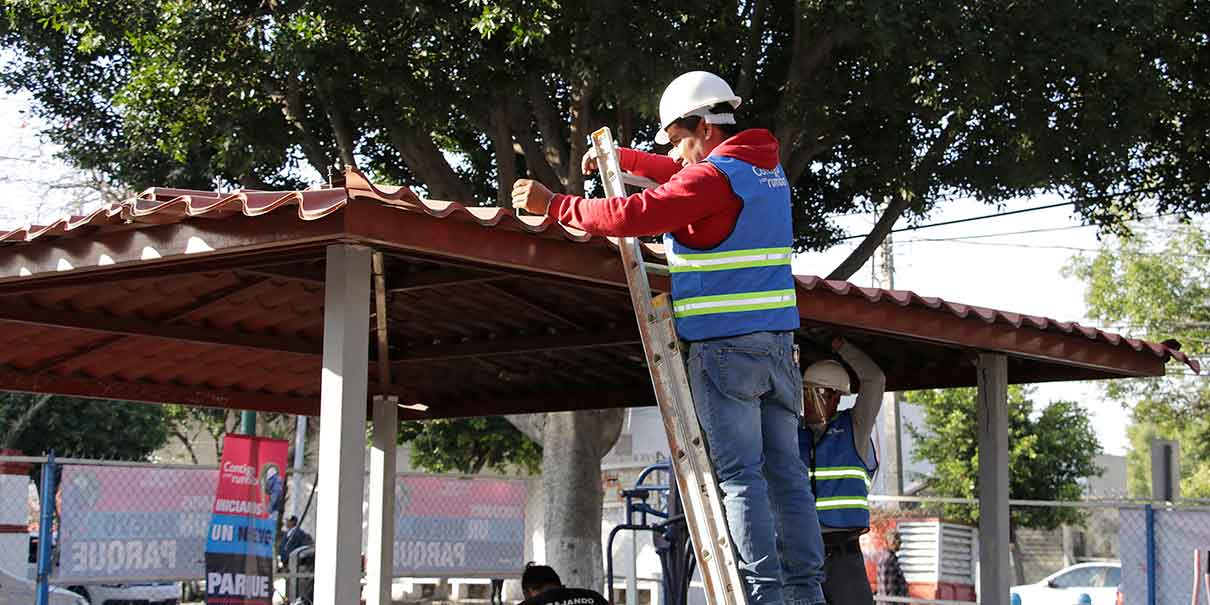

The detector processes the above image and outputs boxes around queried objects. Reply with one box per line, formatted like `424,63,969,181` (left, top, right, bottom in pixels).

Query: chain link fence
6,453,1210,605
0,454,531,605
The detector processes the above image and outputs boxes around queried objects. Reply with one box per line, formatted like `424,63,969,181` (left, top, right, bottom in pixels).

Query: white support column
977,353,1009,605
366,395,398,605
314,244,372,605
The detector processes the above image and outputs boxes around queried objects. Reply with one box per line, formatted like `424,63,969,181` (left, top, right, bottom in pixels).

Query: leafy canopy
1066,222,1210,497
398,416,541,476
0,392,170,461
2,0,1207,270
905,385,1102,529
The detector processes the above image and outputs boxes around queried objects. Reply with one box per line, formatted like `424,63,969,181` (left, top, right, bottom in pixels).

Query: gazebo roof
0,169,1197,419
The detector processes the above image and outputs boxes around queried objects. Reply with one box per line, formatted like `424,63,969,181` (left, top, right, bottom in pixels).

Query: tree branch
170,428,200,465
784,136,831,184
826,119,961,281
590,408,626,459
314,78,358,169
825,194,910,281
486,105,518,206
505,413,547,446
1,393,53,449
528,72,570,187
565,78,594,196
775,22,853,165
736,0,769,101
383,113,476,201
266,73,333,177
509,107,564,192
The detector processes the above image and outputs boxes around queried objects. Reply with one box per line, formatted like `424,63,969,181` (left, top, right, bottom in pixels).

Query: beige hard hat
655,71,742,145
803,360,851,394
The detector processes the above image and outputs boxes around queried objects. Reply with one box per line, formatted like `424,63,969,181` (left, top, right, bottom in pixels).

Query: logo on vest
826,426,846,437
751,165,788,189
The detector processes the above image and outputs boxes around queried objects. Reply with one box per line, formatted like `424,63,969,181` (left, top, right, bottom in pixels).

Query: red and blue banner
392,475,527,576
205,435,288,605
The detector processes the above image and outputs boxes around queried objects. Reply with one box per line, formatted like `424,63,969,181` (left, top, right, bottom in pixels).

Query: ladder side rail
589,128,745,605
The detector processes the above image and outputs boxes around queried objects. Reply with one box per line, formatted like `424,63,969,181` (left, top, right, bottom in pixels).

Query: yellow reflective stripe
808,467,873,488
666,247,793,273
672,289,797,318
816,497,870,510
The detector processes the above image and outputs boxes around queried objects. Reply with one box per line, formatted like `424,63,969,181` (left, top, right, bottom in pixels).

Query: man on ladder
512,71,827,605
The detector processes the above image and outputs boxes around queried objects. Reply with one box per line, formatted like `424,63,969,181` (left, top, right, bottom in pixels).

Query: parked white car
1011,561,1121,605
67,582,180,605
0,567,88,605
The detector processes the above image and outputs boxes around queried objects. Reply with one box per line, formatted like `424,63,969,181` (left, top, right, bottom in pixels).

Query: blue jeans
687,331,827,605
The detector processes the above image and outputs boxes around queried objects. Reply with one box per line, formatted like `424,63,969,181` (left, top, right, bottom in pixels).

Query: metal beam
395,329,640,363
392,385,654,421
242,260,524,297
478,283,583,329
345,201,672,291
977,353,1009,605
20,276,276,374
388,267,515,293
0,303,321,356
0,367,314,414
0,211,340,289
314,244,372,605
366,251,397,605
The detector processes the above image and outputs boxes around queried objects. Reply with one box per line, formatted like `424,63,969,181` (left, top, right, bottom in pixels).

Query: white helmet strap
681,106,735,126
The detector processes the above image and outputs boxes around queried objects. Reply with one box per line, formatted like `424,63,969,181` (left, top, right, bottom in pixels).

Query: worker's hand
831,336,846,352
581,148,599,175
511,179,554,215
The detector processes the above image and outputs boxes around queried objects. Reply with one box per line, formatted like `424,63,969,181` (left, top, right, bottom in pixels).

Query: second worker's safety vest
663,153,799,341
801,410,878,530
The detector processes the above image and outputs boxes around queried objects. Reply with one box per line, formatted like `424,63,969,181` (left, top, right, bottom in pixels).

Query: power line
837,200,1076,241
904,237,1210,259
837,183,1188,243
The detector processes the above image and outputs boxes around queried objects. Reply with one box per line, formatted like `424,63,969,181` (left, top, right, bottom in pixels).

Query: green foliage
2,0,1208,251
1066,223,1210,497
399,417,540,476
905,386,1102,529
0,392,170,461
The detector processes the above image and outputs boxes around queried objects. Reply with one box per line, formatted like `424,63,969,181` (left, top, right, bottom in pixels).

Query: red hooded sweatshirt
545,129,782,249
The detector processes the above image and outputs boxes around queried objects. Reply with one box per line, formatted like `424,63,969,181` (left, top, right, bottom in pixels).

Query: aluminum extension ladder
589,127,746,605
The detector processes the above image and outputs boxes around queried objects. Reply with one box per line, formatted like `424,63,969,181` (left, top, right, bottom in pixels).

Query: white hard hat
803,360,851,394
655,71,742,145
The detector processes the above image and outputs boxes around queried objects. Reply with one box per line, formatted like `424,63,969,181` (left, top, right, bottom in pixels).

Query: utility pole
877,232,905,502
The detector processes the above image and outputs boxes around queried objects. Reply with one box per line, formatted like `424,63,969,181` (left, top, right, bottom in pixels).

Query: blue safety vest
663,154,799,341
801,410,878,530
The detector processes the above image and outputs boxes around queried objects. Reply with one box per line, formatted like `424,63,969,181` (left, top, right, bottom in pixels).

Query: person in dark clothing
491,578,505,605
518,562,610,605
876,529,909,597
278,515,312,567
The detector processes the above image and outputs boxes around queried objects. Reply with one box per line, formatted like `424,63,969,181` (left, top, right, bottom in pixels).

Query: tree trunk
507,408,624,592
528,73,570,187
383,115,477,202
171,428,200,465
565,80,594,196
315,78,358,170
826,194,910,281
487,107,517,206
538,409,624,592
271,73,333,177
